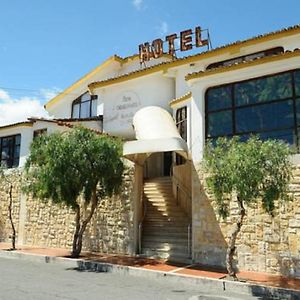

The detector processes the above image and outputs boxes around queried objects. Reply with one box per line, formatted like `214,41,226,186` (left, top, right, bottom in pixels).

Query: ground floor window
205,69,300,147
33,128,47,139
0,134,21,168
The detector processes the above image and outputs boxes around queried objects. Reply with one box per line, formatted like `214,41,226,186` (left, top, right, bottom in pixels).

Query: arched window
71,92,98,119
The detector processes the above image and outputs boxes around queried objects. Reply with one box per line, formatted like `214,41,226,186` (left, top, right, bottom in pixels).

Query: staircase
141,177,191,262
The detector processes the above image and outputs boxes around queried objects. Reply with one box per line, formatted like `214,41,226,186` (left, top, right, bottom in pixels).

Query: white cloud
0,88,55,126
132,0,143,10
0,90,10,102
157,21,169,36
39,87,61,101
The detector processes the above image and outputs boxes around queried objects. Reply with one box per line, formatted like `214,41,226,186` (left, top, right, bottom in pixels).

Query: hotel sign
139,26,208,63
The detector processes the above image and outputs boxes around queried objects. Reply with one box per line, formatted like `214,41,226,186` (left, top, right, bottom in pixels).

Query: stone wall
192,163,300,277
0,167,135,255
0,171,22,245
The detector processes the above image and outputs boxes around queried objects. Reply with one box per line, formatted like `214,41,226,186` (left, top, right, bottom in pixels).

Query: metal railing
187,223,192,258
138,194,147,254
172,173,192,217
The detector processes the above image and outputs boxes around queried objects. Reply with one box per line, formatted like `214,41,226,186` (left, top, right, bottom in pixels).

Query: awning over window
123,106,188,164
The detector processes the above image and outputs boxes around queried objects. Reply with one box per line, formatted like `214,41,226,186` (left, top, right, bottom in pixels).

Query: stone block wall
0,171,22,245
0,167,135,255
192,163,300,277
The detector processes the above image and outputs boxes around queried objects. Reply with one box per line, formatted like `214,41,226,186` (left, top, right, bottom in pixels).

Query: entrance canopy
123,106,188,164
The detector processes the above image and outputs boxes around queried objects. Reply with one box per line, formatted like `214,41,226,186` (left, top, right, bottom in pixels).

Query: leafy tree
203,136,293,279
24,127,124,258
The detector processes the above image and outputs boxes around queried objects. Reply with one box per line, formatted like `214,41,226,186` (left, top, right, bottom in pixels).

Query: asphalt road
0,257,265,300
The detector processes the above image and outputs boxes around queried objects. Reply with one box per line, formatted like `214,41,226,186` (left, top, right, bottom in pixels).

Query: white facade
1,24,300,172
1,25,300,271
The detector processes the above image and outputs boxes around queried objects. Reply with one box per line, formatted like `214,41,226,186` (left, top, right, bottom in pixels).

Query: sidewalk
1,242,300,298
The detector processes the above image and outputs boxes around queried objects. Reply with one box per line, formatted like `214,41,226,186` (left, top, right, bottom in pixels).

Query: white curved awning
123,106,188,163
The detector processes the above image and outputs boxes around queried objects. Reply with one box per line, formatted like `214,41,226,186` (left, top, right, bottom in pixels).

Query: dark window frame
0,134,21,168
175,106,187,165
33,128,47,139
176,106,188,141
205,69,300,147
71,92,98,119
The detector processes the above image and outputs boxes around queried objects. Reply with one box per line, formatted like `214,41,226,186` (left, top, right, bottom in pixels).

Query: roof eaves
185,48,300,81
169,92,192,107
88,64,168,90
0,121,34,130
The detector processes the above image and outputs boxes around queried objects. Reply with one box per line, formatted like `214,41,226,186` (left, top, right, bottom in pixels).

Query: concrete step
141,248,191,261
144,188,174,198
145,199,175,203
145,197,176,203
143,186,172,190
142,241,189,253
146,207,180,213
142,229,189,238
146,198,179,204
145,216,189,222
143,223,190,229
144,184,172,188
146,204,179,210
146,212,187,218
145,212,188,222
145,177,172,182
143,236,188,244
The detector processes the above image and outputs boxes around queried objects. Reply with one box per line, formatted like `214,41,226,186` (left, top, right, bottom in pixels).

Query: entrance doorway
144,151,173,179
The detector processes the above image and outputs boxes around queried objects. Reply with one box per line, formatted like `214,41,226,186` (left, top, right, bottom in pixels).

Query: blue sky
0,0,299,124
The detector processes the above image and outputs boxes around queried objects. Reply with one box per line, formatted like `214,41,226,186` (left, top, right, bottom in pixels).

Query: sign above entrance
139,26,209,63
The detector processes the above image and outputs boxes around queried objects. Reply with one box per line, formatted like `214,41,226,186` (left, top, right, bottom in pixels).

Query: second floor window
205,69,300,147
176,106,187,141
175,106,187,165
71,93,98,119
0,134,21,168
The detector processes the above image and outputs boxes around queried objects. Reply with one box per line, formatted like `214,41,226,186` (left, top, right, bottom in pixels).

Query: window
206,47,284,70
71,93,98,119
0,135,21,168
33,128,47,139
205,69,300,147
175,106,187,165
176,106,187,141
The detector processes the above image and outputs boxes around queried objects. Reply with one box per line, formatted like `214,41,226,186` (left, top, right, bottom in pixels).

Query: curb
1,250,299,300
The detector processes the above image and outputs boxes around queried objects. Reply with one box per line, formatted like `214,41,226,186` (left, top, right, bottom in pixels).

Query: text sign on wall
139,26,208,63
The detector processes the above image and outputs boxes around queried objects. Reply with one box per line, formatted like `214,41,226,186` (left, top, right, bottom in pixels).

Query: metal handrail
187,223,192,258
138,191,147,254
172,174,192,200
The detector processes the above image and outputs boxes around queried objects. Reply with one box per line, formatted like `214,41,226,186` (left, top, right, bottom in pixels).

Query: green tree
203,136,293,279
24,127,124,258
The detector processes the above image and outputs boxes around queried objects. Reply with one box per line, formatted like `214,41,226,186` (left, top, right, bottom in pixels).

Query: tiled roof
169,92,192,107
88,24,300,90
185,48,300,81
0,121,34,130
28,117,117,137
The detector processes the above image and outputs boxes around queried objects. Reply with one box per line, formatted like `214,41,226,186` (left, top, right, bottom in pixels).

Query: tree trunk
8,184,16,250
71,189,98,258
226,196,245,279
71,204,81,258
